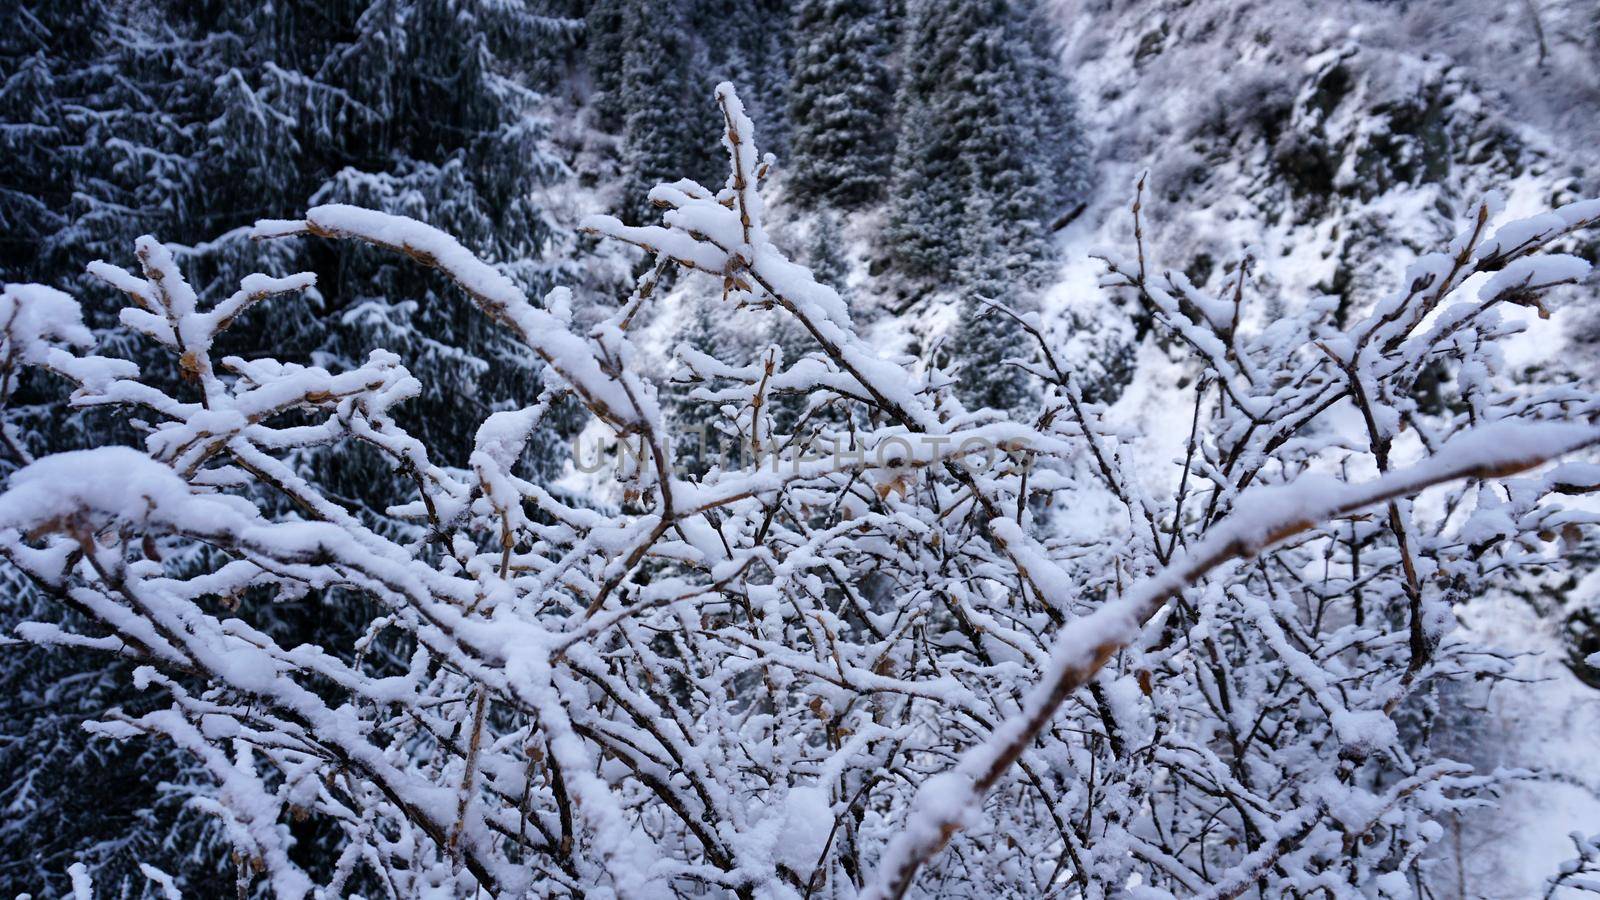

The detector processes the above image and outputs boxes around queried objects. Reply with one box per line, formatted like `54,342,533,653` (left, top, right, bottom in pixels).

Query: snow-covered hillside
1041,3,1600,894
595,5,1600,894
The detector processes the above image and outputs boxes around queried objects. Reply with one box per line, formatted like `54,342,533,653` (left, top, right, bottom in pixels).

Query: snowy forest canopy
3,0,1600,897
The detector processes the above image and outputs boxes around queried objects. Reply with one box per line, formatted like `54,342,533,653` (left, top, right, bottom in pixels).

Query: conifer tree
946,196,1040,413
0,9,223,892
805,211,853,301
670,293,739,479
589,0,785,224
885,0,1085,412
617,0,717,224
0,3,83,280
696,0,796,156
786,0,895,208
584,0,631,129
885,0,1086,288
0,2,579,892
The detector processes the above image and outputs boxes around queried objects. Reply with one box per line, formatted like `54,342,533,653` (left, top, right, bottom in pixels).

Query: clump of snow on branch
1,83,1599,898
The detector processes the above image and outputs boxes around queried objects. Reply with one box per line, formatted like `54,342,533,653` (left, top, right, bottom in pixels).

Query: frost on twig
1,85,1598,897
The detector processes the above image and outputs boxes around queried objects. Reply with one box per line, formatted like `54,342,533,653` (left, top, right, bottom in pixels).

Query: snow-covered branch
2,83,1598,898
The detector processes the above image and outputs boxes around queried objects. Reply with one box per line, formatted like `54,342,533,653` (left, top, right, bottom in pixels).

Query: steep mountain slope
1041,2,1600,894
1054,0,1596,331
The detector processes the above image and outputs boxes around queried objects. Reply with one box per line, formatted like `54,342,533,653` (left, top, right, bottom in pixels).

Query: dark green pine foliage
5,0,579,486
946,196,1040,413
3,1,205,391
0,1,578,893
887,0,1086,288
670,294,739,479
693,0,795,157
584,0,632,130
617,0,720,224
886,0,984,282
0,8,224,893
0,3,92,280
786,0,895,208
887,0,1086,411
586,0,789,224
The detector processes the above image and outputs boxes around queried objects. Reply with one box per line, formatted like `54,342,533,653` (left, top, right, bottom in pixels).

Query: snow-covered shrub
1552,831,1600,897
3,85,1600,898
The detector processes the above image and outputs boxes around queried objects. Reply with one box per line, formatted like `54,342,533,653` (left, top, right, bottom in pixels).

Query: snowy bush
1553,831,1600,896
3,85,1600,898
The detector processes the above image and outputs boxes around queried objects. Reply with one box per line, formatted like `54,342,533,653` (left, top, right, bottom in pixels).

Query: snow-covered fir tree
785,0,896,208
694,0,796,156
945,197,1041,413
885,0,1086,289
881,0,1087,412
1,7,219,891
0,1,578,892
615,0,719,224
582,0,631,131
804,210,853,302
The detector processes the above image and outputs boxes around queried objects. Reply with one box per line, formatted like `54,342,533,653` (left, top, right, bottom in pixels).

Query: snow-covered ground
1455,594,1600,898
